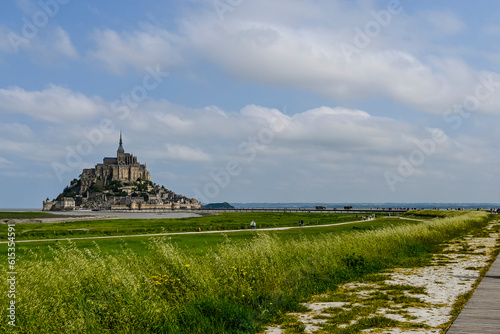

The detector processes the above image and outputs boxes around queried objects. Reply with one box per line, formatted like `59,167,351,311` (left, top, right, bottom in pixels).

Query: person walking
250,220,256,230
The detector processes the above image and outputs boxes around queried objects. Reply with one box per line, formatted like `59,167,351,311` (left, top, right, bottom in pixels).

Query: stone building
43,197,75,211
80,132,150,194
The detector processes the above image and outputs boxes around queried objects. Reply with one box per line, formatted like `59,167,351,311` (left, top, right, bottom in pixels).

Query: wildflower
184,264,190,267
242,295,245,297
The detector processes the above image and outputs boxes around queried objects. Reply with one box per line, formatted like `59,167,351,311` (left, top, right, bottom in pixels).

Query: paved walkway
446,252,500,333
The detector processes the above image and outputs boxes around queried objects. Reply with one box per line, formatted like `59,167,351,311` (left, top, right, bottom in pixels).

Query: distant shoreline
2,202,500,212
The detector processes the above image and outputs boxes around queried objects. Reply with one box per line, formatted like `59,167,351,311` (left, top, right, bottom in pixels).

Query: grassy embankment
0,210,492,333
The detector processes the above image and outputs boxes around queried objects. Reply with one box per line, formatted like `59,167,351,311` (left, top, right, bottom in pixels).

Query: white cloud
0,85,106,123
165,1,498,116
51,27,78,59
121,101,446,171
0,86,497,202
0,24,78,60
183,18,447,113
25,27,79,61
0,123,34,139
164,144,212,162
88,24,184,74
78,1,500,116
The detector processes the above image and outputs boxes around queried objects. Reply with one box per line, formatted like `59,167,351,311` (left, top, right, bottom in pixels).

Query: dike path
446,252,500,333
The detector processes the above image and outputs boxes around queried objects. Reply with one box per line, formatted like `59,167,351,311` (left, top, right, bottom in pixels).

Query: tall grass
1,211,490,333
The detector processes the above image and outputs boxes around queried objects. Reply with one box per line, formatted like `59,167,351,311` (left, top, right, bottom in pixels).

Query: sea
3,203,500,212
228,203,500,210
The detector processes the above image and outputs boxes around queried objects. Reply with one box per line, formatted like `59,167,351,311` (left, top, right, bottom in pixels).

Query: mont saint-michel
43,133,201,211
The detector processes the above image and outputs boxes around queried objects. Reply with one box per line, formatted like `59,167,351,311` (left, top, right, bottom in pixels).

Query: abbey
80,132,151,194
43,133,201,211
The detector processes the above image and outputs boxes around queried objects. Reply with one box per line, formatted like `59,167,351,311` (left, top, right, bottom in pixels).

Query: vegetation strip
267,218,500,333
0,210,491,333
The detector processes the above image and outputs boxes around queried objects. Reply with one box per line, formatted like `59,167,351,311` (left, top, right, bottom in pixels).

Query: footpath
446,252,500,333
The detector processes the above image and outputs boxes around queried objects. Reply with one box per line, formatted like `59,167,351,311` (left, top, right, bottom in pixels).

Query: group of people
250,219,306,229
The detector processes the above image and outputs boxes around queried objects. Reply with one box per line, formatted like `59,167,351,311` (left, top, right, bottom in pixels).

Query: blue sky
1,0,500,208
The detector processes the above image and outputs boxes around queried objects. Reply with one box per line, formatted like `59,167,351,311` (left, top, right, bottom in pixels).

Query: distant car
344,206,353,210
315,206,326,210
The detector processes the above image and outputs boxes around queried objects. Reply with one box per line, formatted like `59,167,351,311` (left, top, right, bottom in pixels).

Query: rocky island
43,133,201,211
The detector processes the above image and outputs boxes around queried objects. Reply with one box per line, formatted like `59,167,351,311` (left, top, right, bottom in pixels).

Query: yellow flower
242,295,245,297
184,264,190,267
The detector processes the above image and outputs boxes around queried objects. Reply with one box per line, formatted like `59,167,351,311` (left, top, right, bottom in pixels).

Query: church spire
117,130,124,153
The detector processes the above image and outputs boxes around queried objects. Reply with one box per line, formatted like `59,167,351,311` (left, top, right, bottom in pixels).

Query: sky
1,0,500,208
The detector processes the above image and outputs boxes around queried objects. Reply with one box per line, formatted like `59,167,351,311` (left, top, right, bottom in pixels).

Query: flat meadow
0,210,493,333
1,212,374,241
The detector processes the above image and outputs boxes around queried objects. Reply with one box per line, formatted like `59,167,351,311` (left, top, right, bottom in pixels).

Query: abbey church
43,133,201,211
80,132,151,194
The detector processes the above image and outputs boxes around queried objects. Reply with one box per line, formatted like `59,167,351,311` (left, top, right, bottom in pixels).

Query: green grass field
2,212,391,241
10,217,418,261
0,210,492,333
